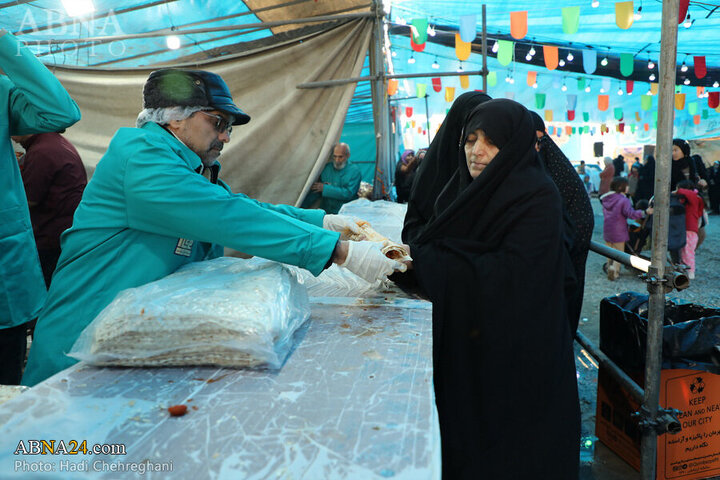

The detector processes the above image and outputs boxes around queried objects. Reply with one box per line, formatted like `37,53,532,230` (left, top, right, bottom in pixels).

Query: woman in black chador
407,99,580,479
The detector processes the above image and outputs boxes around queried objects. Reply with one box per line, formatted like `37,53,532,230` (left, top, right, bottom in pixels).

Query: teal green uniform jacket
22,122,339,386
0,30,81,330
303,162,362,214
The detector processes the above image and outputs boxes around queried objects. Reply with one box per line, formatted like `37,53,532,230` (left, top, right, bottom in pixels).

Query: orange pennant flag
527,71,537,87
455,33,471,61
411,120,416,127
510,11,528,39
697,86,705,98
565,126,572,135
693,114,701,125
650,83,659,95
635,112,641,122
598,94,609,111
543,46,559,70
644,123,649,131
675,93,686,110
387,79,398,96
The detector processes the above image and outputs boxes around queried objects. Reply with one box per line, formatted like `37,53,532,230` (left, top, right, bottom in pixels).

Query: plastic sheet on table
69,257,310,369
339,198,408,243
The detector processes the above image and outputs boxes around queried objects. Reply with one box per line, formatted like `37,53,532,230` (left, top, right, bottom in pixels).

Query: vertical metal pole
641,0,678,478
481,5,487,92
424,94,431,145
370,0,389,199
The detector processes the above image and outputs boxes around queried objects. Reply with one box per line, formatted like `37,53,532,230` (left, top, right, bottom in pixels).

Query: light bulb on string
585,84,591,93
427,25,436,37
561,83,567,92
648,59,655,69
617,87,624,96
684,78,691,85
559,59,566,67
492,41,499,53
408,55,415,64
601,56,608,67
529,45,536,56
567,52,574,62
634,6,642,20
509,76,515,84
591,0,599,7
681,60,688,73
457,63,464,73
526,53,532,61
391,50,397,57
166,35,181,50
532,83,538,89
714,81,720,88
649,73,656,81
432,57,440,69
397,18,407,26
683,14,692,28
600,87,605,93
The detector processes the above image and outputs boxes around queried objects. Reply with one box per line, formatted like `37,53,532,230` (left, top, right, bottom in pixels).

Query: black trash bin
595,292,720,478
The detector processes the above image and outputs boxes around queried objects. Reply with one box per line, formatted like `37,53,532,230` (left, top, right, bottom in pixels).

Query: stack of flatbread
345,220,412,264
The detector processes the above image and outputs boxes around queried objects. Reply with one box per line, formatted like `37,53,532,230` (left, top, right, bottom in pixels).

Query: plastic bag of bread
69,257,310,369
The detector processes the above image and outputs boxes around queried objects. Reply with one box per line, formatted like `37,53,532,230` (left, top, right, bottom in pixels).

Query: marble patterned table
0,297,438,479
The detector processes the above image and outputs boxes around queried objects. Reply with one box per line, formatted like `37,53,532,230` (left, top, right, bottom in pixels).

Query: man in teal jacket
303,143,362,214
23,69,404,386
0,30,81,385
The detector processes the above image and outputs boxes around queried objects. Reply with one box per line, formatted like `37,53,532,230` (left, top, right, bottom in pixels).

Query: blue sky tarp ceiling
383,1,720,142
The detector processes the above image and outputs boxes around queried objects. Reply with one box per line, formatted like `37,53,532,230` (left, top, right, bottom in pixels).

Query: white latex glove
323,214,363,240
339,241,407,283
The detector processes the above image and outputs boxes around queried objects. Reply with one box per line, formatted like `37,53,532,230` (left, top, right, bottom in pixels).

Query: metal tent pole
482,4,487,93
640,0,679,477
369,0,390,199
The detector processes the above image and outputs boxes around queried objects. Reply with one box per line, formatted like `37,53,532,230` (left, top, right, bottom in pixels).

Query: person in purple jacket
600,176,653,280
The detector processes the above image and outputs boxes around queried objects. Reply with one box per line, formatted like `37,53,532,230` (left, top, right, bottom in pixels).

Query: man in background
303,143,362,214
13,132,87,287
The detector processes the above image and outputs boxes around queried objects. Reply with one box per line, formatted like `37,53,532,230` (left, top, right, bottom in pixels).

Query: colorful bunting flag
626,80,634,94
675,93,686,110
641,95,652,111
602,78,611,92
644,123,649,131
406,107,413,117
615,1,634,29
583,112,590,122
410,35,425,52
548,126,555,135
694,56,707,79
577,78,586,91
545,110,553,121
561,6,580,34
459,14,476,43
565,126,572,135
709,91,720,109
527,71,537,87
567,110,575,121
620,53,634,76
567,94,577,111
432,77,442,92
460,75,470,89
387,79,398,96
697,86,705,98
689,102,698,115
614,107,623,120
411,18,428,44
618,122,625,133
445,87,455,102
679,0,690,24
694,115,701,125
455,33,471,61
536,93,546,109
416,83,427,98
598,95,609,111
498,40,514,66
703,109,709,119
543,46,559,70
510,11,528,39
583,50,597,74
635,111,642,122
650,83,659,95
487,72,496,87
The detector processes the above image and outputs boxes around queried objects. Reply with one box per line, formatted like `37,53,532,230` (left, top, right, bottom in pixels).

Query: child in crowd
676,180,705,279
601,177,653,280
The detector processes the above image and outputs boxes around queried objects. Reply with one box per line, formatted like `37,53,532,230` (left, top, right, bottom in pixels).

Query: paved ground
576,196,720,480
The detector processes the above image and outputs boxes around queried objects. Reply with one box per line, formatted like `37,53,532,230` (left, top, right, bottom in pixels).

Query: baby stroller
630,194,687,268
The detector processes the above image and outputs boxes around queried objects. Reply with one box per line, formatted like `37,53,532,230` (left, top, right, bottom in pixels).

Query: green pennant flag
583,112,590,122
411,18,428,44
641,95,652,111
620,53,634,77
497,40,514,66
689,102,698,115
535,93,546,109
631,124,636,133
488,71,497,87
416,83,427,98
614,107,623,120
577,78,586,91
703,109,709,119
653,111,658,122
583,125,590,133
572,127,576,134
562,6,580,34
405,121,411,129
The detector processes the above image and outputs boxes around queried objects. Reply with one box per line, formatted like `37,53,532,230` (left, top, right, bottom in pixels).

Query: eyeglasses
198,111,232,135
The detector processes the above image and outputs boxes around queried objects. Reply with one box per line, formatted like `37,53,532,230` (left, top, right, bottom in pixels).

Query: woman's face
464,128,499,178
672,145,684,161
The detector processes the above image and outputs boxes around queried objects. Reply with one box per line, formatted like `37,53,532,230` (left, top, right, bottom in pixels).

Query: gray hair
135,106,210,128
